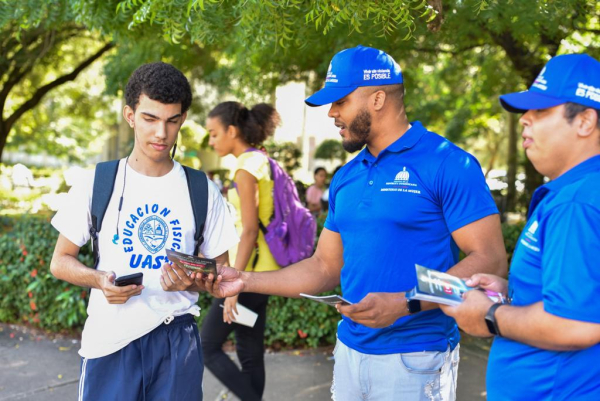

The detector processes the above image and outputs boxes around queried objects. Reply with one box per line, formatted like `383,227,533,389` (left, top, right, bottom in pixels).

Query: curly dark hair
125,62,192,113
208,101,280,147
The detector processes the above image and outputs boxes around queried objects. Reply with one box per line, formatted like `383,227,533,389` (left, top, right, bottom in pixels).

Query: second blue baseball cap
500,54,600,113
305,45,403,107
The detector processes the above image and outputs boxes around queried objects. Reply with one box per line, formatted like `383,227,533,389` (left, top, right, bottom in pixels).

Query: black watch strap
485,303,504,336
407,299,422,314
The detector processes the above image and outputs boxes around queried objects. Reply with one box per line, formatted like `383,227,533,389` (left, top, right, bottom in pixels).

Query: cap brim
499,91,566,113
305,86,357,107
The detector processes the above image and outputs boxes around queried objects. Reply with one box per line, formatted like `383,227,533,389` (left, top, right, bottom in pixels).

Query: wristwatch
484,303,504,336
406,299,422,314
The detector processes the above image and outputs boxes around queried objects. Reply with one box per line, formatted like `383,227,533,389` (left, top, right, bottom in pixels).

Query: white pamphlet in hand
220,303,258,328
299,293,353,306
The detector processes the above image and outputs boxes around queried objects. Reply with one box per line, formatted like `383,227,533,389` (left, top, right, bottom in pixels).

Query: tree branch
426,0,444,32
412,43,483,55
0,28,85,114
5,42,114,130
576,27,600,35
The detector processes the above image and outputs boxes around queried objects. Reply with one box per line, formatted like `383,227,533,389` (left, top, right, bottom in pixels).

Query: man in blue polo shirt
441,53,600,400
206,45,507,400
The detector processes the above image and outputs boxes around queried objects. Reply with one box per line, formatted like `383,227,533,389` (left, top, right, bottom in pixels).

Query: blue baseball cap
500,54,600,113
305,45,403,107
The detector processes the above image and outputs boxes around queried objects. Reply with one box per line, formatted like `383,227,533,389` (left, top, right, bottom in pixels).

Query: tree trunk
524,158,544,212
505,112,518,212
0,122,7,163
0,42,114,163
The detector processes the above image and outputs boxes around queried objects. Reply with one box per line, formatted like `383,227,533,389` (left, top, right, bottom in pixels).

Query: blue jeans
331,339,459,401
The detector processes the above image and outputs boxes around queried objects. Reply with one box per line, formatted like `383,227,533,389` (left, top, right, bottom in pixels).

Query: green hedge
0,215,340,347
0,215,90,331
0,214,524,347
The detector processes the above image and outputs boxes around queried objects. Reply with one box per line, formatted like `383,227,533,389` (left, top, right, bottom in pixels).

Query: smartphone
114,272,143,287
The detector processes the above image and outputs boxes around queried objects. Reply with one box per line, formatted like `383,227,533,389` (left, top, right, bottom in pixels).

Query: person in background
202,101,281,401
208,170,224,192
321,165,343,213
305,167,327,216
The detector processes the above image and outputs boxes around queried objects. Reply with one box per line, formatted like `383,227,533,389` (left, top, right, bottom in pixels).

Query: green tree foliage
263,140,302,173
314,139,346,164
3,0,600,209
0,0,115,161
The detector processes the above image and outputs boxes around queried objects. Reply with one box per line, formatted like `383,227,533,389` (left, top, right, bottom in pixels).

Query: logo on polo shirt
395,167,410,182
520,219,540,252
381,167,421,194
527,221,538,235
525,220,539,242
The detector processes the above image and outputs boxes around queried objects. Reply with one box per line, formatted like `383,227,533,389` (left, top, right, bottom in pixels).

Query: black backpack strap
183,166,209,256
90,160,120,269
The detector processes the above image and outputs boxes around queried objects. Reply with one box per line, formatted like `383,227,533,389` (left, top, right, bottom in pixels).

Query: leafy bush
502,220,526,265
0,214,527,347
0,214,339,347
0,214,91,331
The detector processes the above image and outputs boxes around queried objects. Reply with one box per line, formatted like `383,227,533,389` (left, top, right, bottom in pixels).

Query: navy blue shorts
78,314,203,401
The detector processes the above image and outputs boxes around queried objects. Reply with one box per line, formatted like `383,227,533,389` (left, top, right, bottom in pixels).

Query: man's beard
342,109,371,153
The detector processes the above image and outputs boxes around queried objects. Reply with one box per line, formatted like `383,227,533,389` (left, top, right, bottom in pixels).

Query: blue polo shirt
487,155,600,400
326,121,498,354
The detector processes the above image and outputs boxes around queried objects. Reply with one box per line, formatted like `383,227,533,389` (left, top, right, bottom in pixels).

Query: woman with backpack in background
202,101,281,401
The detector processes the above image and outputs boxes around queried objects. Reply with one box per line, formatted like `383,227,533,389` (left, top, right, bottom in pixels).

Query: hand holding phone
100,271,144,304
114,272,144,287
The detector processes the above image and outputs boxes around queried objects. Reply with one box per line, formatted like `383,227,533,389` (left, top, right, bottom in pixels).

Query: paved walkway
0,323,488,400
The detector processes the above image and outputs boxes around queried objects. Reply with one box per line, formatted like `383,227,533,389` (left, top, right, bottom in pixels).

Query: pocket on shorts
399,351,445,375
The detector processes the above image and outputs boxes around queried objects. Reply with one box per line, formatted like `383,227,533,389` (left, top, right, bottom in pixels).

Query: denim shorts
331,339,459,401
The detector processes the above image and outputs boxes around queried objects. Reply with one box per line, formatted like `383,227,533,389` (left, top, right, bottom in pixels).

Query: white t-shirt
51,159,239,359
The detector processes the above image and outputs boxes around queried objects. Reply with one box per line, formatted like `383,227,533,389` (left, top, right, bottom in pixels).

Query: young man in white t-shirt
50,62,238,401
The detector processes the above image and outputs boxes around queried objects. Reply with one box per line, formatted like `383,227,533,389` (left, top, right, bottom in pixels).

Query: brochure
405,264,505,306
299,293,353,306
165,249,217,277
220,303,258,328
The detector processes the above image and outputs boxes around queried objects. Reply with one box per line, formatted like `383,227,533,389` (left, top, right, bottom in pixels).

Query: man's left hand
160,263,196,291
440,289,495,337
336,292,408,328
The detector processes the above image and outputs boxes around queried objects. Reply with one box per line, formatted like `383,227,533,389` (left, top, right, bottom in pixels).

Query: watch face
485,304,502,336
485,317,498,336
407,299,421,314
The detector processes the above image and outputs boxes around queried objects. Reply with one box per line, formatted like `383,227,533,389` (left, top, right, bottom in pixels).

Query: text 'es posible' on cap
305,45,403,107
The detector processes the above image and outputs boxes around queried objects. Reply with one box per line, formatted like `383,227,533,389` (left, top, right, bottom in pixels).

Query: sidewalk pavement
0,323,488,400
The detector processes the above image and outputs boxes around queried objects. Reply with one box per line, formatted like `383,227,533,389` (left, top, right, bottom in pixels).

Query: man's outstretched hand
203,265,245,298
337,292,408,328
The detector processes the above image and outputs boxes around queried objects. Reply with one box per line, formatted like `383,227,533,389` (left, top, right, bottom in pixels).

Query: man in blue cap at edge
441,53,600,400
205,45,507,400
